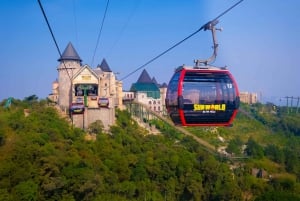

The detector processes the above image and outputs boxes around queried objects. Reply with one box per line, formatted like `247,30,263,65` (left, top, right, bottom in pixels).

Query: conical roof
160,82,168,88
152,77,158,85
98,58,112,72
137,69,152,83
58,42,82,62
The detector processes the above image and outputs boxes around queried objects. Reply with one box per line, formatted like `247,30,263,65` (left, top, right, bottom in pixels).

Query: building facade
129,69,168,114
49,42,123,129
240,91,258,104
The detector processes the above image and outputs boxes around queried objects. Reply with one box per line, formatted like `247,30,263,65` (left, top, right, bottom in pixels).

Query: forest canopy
0,98,300,200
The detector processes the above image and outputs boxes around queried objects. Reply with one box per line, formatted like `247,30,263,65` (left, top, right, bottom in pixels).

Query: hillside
0,98,300,201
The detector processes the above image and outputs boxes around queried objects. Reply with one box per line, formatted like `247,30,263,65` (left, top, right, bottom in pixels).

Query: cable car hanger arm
194,20,222,68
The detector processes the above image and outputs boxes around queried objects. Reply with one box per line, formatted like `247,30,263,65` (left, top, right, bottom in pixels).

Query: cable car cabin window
166,71,181,124
181,71,238,125
182,72,237,105
166,71,180,106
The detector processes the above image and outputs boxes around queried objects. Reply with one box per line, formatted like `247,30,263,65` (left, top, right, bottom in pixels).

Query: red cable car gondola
166,66,239,126
98,97,109,108
70,102,85,114
165,20,240,126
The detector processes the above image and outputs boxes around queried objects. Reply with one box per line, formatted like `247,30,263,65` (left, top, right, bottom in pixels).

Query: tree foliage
245,137,264,159
0,99,300,200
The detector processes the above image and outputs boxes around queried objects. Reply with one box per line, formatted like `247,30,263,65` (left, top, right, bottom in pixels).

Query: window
183,72,236,104
75,84,98,96
166,71,180,106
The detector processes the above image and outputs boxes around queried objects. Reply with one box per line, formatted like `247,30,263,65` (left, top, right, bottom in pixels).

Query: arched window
149,101,152,104
153,101,156,104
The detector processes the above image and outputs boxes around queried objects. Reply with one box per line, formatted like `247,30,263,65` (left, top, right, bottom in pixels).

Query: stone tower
57,42,82,110
51,80,59,103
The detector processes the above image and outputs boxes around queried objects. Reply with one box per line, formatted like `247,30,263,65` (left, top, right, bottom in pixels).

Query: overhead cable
37,0,72,81
120,0,244,81
91,0,110,67
106,0,141,57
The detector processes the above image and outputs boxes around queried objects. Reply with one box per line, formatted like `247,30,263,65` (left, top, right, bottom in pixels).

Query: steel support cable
91,0,110,67
120,28,201,81
106,0,141,57
37,0,72,82
120,0,244,81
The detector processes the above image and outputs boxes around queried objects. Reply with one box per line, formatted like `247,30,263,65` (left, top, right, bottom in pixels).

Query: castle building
129,69,168,114
49,42,123,129
239,91,258,104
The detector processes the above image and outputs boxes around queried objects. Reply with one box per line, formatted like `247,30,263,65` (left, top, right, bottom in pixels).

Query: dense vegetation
0,97,300,200
183,102,300,200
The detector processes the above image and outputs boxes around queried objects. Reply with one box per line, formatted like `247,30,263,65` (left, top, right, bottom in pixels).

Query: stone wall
71,107,115,130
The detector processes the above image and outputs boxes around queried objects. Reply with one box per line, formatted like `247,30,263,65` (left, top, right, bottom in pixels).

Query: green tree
245,137,264,159
13,180,38,201
23,95,38,102
226,137,243,155
88,120,104,135
264,144,284,164
284,148,300,174
0,188,11,201
255,190,300,201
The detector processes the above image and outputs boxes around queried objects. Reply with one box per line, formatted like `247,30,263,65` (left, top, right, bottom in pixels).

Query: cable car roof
175,65,228,73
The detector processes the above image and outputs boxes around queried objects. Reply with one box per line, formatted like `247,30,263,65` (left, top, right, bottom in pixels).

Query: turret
52,79,59,95
57,42,82,110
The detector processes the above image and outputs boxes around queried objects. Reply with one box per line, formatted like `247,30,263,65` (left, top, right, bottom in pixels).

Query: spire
160,82,168,88
98,58,112,72
152,77,158,85
58,42,82,62
137,69,152,83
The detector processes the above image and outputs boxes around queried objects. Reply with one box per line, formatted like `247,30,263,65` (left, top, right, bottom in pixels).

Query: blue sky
0,0,299,105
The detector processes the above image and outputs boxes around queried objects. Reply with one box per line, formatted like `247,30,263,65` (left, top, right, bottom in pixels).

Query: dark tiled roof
58,42,82,62
98,58,112,72
160,82,168,88
137,69,152,83
93,68,102,75
152,77,158,85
